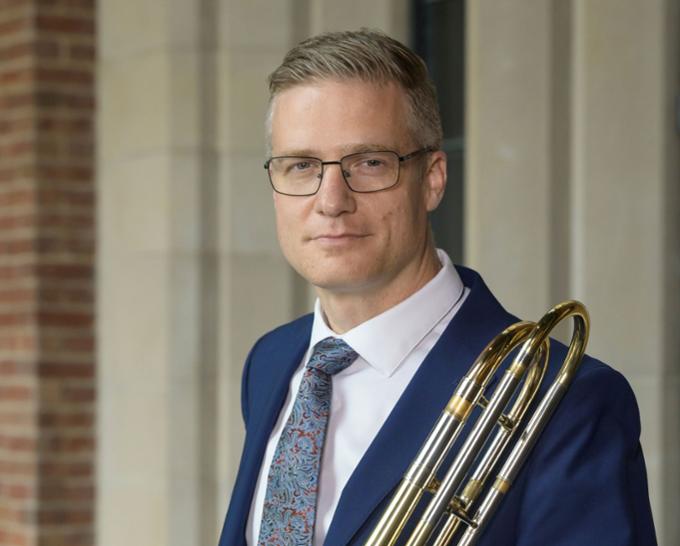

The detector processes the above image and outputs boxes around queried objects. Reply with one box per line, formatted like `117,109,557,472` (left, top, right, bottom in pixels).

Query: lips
314,233,364,239
309,233,369,244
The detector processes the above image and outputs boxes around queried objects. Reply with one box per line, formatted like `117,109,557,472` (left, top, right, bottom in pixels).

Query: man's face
269,79,445,297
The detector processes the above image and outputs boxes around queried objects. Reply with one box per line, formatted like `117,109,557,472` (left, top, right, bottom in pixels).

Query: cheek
273,199,311,268
273,201,295,248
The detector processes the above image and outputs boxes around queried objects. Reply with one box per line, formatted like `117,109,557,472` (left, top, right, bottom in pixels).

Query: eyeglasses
264,147,434,196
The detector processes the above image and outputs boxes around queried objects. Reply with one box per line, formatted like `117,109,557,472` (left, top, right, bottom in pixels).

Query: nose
314,162,356,216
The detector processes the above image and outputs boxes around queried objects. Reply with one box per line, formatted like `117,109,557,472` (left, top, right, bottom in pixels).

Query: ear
422,150,447,212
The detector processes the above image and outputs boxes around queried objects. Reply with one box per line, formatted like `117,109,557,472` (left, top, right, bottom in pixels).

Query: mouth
310,233,369,245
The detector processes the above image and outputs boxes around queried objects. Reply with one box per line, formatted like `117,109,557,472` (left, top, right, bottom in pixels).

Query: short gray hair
266,29,442,151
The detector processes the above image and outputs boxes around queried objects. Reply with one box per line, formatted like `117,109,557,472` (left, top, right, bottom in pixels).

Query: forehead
270,79,413,156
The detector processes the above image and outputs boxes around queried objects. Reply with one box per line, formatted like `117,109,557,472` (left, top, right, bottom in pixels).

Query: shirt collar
309,249,465,377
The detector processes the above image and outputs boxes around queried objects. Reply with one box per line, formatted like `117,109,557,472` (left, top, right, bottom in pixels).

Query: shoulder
240,313,313,422
512,346,656,544
246,313,314,366
545,341,641,437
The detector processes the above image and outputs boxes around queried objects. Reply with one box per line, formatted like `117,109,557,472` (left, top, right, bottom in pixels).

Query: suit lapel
220,316,312,546
324,267,516,546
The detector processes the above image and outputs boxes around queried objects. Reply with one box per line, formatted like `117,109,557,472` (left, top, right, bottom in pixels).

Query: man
220,30,656,545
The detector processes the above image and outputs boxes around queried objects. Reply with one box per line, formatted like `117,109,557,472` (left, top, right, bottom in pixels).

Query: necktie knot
307,337,357,376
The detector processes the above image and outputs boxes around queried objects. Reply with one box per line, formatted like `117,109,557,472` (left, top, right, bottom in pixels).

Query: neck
317,246,442,334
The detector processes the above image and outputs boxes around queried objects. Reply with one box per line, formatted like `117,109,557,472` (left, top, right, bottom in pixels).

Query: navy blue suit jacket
219,267,656,545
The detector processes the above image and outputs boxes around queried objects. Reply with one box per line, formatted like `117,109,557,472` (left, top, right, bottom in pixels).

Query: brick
0,334,36,352
37,362,92,379
0,528,32,546
0,436,37,452
0,17,29,36
34,68,93,86
56,0,95,10
0,410,34,426
37,507,93,525
38,412,91,429
34,90,94,111
0,239,35,254
39,483,93,503
0,313,33,327
0,459,34,475
0,43,32,63
0,92,32,108
33,38,60,59
57,385,93,403
0,0,32,9
35,15,93,35
0,361,31,376
0,68,31,85
68,44,92,61
0,117,32,134
0,216,35,231
0,265,34,281
0,140,33,157
57,337,93,353
34,288,92,305
0,385,33,401
35,115,91,134
41,435,94,454
8,484,33,500
33,264,91,279
33,164,93,183
37,461,91,479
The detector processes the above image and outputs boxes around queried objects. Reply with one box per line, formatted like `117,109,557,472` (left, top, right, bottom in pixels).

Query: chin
304,266,384,295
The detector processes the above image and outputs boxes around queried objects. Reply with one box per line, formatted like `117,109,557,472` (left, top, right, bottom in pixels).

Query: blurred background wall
1,0,678,545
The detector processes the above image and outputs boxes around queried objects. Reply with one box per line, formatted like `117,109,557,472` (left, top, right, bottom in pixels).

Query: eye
278,158,318,176
363,157,386,168
292,160,312,171
348,153,391,175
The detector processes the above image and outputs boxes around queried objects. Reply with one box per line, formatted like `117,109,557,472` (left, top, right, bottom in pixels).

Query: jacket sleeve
515,364,657,546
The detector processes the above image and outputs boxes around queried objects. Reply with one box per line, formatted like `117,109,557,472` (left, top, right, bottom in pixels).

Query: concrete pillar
98,0,221,544
571,2,680,541
466,1,680,543
466,1,564,318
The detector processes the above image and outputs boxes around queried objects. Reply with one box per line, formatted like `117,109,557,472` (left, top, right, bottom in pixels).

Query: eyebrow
273,143,400,158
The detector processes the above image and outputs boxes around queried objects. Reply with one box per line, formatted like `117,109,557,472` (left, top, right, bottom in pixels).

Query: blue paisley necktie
258,337,358,545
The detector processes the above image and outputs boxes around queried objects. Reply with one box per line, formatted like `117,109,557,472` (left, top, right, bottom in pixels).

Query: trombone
365,300,589,546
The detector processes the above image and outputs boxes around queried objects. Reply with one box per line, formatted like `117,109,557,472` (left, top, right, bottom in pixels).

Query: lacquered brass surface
364,301,590,546
446,395,474,421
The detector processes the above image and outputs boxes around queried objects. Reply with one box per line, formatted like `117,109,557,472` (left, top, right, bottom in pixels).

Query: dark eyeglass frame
264,146,435,196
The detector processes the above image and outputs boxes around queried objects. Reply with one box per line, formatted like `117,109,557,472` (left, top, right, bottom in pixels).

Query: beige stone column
466,1,564,319
466,1,680,543
570,2,680,542
98,0,224,544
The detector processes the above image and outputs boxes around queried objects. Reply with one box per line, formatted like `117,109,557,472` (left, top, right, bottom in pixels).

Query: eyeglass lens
268,151,400,195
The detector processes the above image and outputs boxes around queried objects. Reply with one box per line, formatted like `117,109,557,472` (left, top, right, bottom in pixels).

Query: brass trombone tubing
455,301,589,546
431,342,548,546
364,300,590,546
405,329,549,546
364,321,540,546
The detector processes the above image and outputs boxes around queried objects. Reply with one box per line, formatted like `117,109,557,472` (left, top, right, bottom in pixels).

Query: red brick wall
0,1,95,545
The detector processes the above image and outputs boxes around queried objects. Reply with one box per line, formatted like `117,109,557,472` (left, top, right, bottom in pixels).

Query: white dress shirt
247,250,468,545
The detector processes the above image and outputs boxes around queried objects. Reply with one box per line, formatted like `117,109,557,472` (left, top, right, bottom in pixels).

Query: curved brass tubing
364,300,590,546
